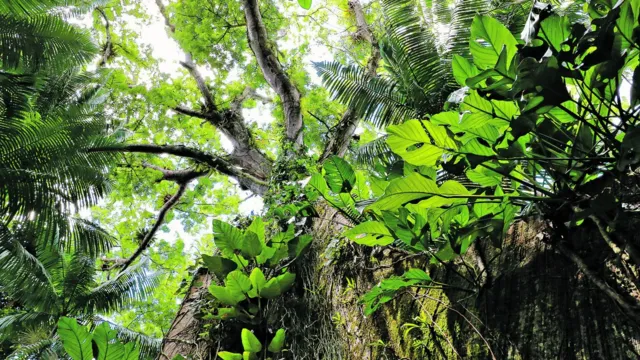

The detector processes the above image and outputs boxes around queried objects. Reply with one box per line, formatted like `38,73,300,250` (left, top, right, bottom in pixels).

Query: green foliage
201,219,304,356
57,318,140,360
323,1,640,318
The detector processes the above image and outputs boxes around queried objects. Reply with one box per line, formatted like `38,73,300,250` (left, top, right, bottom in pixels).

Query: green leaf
202,255,238,280
324,156,356,193
122,343,139,360
276,272,296,293
539,15,570,52
298,0,312,10
404,268,431,281
241,232,263,258
226,270,252,296
243,352,258,360
246,218,265,243
288,234,313,257
260,278,282,299
218,352,243,360
268,329,286,352
386,120,451,166
371,173,455,211
344,221,394,246
93,323,124,360
241,329,262,353
452,55,480,86
213,220,244,257
306,173,329,199
470,15,518,69
249,267,267,296
57,317,93,360
209,285,245,306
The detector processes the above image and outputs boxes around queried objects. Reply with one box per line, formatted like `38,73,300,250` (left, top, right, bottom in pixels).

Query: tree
0,242,159,358
0,0,159,357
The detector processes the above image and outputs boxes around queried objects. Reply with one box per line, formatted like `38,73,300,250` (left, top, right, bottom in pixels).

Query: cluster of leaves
57,317,140,360
200,217,313,359
328,0,640,315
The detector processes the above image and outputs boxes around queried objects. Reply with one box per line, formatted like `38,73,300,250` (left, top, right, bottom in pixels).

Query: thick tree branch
96,7,113,67
152,0,273,191
119,182,188,272
231,86,272,112
243,0,303,145
90,144,269,194
319,0,380,161
142,162,209,183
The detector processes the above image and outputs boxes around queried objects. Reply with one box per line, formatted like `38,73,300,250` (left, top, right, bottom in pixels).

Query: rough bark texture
296,217,640,359
243,0,303,145
159,269,212,360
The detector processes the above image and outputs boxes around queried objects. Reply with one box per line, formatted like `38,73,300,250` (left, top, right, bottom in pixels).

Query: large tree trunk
160,207,640,359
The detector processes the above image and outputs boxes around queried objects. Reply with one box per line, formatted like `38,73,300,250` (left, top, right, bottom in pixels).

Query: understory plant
323,0,640,322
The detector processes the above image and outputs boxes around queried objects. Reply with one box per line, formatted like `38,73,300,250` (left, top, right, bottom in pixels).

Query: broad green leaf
344,221,394,246
470,15,518,69
466,166,502,187
218,352,243,360
404,268,431,281
288,234,313,257
268,329,286,352
209,285,245,306
226,271,252,296
539,15,570,52
276,272,296,293
256,246,276,265
213,220,244,257
260,278,281,299
452,55,480,86
418,180,470,208
324,156,356,193
93,323,124,360
249,267,266,296
122,343,139,360
241,232,263,258
202,255,238,280
246,218,265,243
241,329,262,353
243,352,258,360
387,120,446,166
298,0,312,10
371,173,440,211
57,317,93,360
306,173,329,199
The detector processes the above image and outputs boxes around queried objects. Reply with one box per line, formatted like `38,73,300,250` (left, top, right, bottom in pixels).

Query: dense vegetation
2,0,640,359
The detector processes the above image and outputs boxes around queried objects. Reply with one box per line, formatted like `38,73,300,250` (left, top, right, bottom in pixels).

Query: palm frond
0,227,59,312
380,0,452,112
77,260,159,314
315,61,415,128
7,335,56,360
0,312,53,339
444,0,491,60
93,316,162,359
353,135,399,166
0,14,97,72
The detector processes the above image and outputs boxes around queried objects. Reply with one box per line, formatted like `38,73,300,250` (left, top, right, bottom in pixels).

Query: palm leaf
353,135,399,166
77,260,159,314
0,14,97,72
92,316,162,359
315,61,415,128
